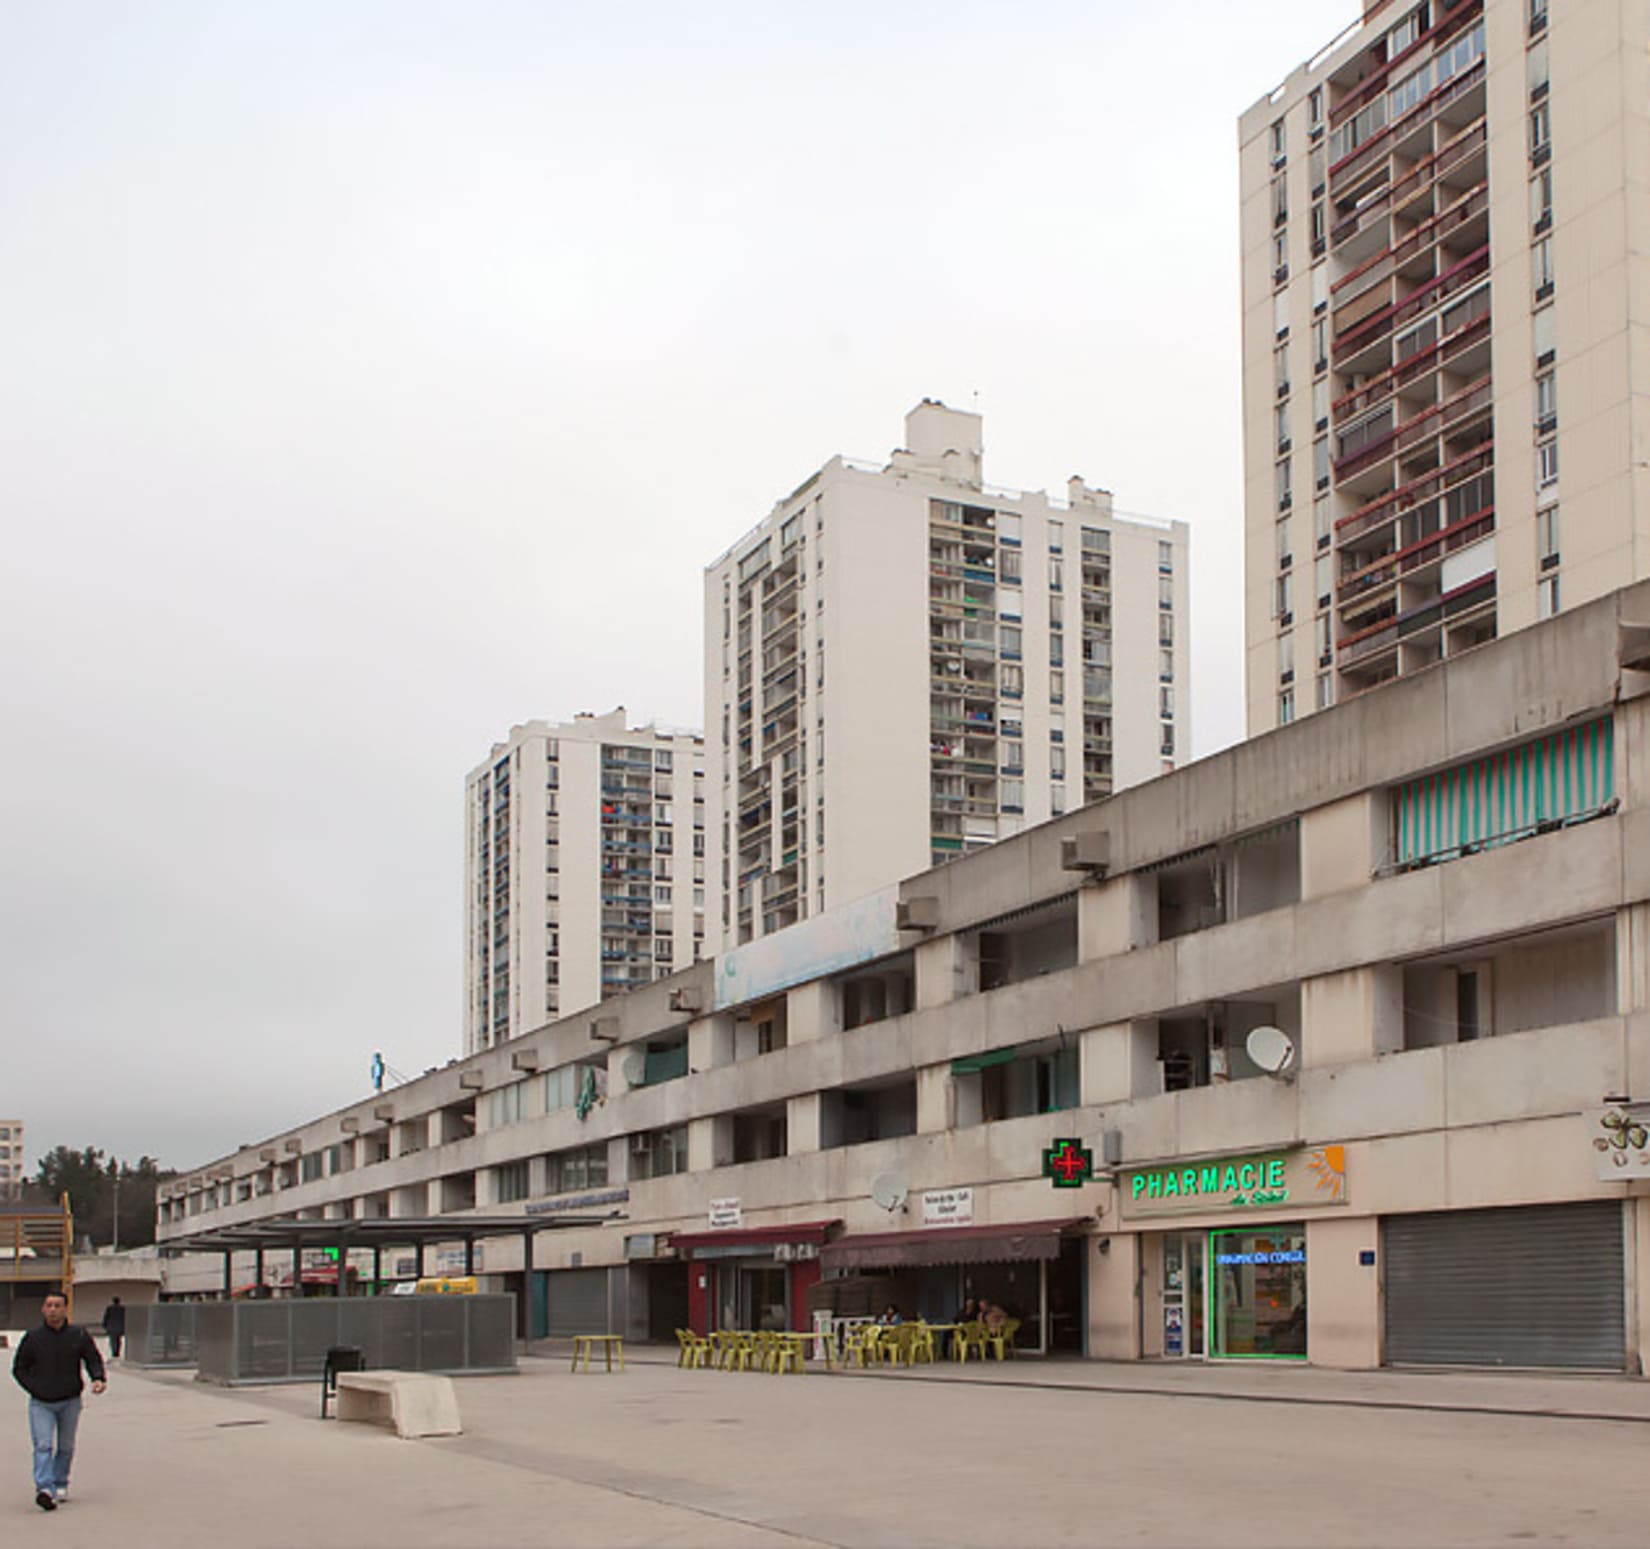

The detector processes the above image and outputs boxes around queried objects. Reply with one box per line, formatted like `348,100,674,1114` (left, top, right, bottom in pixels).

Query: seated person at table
956,1298,980,1325
877,1304,903,1325
980,1300,1007,1335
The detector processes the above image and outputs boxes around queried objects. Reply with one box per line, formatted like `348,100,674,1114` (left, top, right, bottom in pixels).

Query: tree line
21,1146,177,1250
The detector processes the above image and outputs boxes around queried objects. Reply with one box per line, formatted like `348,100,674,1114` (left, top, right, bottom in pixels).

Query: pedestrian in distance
11,1288,107,1511
102,1296,126,1360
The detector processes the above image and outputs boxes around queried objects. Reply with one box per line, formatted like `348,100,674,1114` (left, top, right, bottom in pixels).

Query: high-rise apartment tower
1241,0,1650,731
464,712,705,1055
704,400,1190,950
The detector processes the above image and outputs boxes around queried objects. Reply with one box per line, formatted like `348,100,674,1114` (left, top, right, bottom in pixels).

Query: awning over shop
823,1218,1089,1272
669,1220,839,1257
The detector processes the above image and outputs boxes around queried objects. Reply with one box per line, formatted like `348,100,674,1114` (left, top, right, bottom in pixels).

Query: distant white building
0,1119,22,1200
464,711,705,1055
703,399,1191,951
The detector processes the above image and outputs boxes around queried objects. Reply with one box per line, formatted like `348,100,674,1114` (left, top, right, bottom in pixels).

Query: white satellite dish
620,1052,648,1087
869,1172,909,1213
1245,1025,1297,1080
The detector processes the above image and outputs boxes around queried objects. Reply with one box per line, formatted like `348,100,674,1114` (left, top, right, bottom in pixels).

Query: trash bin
321,1345,365,1418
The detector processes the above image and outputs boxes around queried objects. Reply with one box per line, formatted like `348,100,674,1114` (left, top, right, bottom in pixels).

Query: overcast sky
1,1,1352,1174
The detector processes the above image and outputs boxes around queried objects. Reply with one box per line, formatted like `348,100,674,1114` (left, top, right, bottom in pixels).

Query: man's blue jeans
28,1396,81,1494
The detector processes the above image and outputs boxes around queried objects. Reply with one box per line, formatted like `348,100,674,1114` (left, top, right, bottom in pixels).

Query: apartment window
1048,519,1063,552
1314,611,1332,662
1051,786,1066,817
999,547,1023,583
545,1142,608,1195
1533,305,1556,366
998,512,1022,544
1158,575,1173,609
1049,556,1064,591
1308,87,1323,134
1537,438,1559,489
997,586,1022,620
1001,780,1024,814
1159,649,1174,683
1272,232,1288,283
1269,119,1286,165
1158,612,1174,646
1158,540,1174,572
1527,35,1549,98
1311,263,1328,314
1276,515,1292,568
1313,436,1330,491
1537,506,1560,568
1529,102,1551,163
1310,201,1326,255
1050,669,1064,704
1311,318,1328,375
1050,744,1066,778
1275,456,1292,512
1537,574,1560,619
1000,663,1024,698
1276,572,1293,623
1274,341,1290,397
1314,494,1331,549
1049,594,1063,629
1312,377,1329,431
1000,625,1022,659
1160,723,1175,757
1278,630,1295,683
1278,689,1296,725
1315,553,1332,609
1529,0,1547,32
487,1082,525,1128
630,1125,689,1181
1315,673,1334,711
1275,400,1291,453
1158,687,1173,720
1535,369,1557,433
1533,235,1554,300
494,1160,530,1204
1529,170,1552,236
1048,633,1063,666
1273,289,1289,338
1271,172,1287,227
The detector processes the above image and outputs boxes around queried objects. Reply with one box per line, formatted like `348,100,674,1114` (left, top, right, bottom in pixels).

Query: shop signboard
1587,1104,1650,1180
921,1188,974,1227
708,1197,742,1230
1121,1145,1347,1219
772,1241,819,1262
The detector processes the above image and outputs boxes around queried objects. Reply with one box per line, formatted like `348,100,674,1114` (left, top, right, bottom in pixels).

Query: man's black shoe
35,1490,56,1511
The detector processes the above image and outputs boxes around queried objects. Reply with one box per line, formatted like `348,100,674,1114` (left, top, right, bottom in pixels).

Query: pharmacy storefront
1120,1144,1348,1362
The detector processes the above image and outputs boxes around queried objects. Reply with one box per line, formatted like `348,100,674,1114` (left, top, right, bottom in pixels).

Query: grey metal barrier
193,1294,517,1385
123,1303,199,1368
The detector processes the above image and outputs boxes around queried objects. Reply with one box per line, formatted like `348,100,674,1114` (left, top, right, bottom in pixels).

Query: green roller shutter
1394,717,1613,865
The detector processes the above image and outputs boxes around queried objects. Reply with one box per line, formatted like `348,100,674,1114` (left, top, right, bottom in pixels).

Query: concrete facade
703,400,1191,953
1241,0,1650,731
464,711,705,1054
0,1119,22,1199
165,583,1650,1371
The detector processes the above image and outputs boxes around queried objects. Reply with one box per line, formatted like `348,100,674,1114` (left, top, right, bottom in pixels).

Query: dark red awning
670,1219,839,1255
822,1218,1089,1271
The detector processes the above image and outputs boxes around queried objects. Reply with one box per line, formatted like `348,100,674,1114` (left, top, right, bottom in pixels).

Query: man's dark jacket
11,1321,106,1402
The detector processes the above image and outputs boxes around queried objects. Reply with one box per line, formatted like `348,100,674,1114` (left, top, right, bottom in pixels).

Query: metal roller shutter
546,1268,611,1337
1383,1202,1624,1370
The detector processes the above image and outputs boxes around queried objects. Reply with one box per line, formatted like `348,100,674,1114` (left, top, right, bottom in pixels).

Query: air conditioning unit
372,1103,395,1123
590,1015,621,1043
458,1071,484,1091
259,1147,277,1163
339,1117,360,1134
896,895,940,931
668,987,703,1014
510,1049,540,1072
1060,830,1112,876
283,1138,302,1155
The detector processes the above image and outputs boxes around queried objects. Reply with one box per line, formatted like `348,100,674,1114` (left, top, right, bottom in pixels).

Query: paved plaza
5,1348,1650,1547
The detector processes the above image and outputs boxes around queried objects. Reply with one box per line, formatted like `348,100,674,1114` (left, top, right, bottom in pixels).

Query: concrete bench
335,1371,462,1438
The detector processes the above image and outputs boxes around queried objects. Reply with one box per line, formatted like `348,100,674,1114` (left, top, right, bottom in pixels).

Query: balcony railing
1330,52,1486,194
1335,444,1494,546
1333,246,1490,365
1332,307,1490,423
1333,374,1491,480
1335,506,1495,604
1330,182,1488,313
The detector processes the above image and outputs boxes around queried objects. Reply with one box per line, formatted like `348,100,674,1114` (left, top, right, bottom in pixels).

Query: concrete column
1301,793,1385,899
786,1093,822,1155
1305,1214,1381,1369
1087,1232,1140,1360
1616,904,1650,1015
1301,966,1402,1069
1078,875,1156,962
914,935,968,1010
688,1116,730,1172
915,1065,951,1134
688,1013,735,1071
786,980,836,1044
1081,1021,1159,1104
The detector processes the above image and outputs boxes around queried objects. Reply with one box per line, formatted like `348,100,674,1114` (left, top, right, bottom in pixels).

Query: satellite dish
1246,1025,1297,1079
620,1052,648,1087
869,1172,909,1213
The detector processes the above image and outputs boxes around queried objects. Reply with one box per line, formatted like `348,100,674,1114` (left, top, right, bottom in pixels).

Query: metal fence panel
124,1303,199,1368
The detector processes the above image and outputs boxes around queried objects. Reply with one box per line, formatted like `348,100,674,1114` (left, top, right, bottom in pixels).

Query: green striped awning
1394,717,1614,866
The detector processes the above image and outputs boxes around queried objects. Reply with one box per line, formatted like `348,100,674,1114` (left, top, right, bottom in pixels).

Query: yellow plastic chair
987,1318,1021,1361
906,1323,937,1365
843,1324,880,1368
772,1333,806,1374
954,1321,989,1363
675,1328,709,1369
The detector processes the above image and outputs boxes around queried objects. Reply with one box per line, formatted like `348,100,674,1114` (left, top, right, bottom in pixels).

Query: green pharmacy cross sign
1042,1138,1094,1189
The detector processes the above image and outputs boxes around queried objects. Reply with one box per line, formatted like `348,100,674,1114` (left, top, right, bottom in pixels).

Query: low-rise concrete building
160,582,1650,1371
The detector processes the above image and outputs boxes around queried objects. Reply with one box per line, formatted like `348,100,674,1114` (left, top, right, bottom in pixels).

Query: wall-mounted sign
525,1187,629,1217
773,1241,819,1262
709,1197,742,1230
1042,1138,1095,1189
1587,1105,1650,1180
922,1188,975,1227
1121,1145,1347,1219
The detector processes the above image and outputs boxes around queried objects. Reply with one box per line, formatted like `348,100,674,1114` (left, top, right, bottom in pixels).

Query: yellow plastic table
571,1334,625,1372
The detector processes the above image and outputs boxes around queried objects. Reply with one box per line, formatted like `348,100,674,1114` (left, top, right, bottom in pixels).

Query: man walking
12,1288,106,1511
101,1296,126,1359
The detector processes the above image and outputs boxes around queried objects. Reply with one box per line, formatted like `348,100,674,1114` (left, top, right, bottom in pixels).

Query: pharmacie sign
1121,1145,1347,1219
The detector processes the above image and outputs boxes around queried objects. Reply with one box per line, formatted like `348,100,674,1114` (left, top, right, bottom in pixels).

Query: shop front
820,1218,1089,1354
1121,1144,1346,1363
672,1219,837,1335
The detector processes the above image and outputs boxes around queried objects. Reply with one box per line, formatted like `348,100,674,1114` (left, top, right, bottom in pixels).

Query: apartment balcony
1329,40,1486,199
1333,302,1490,426
1333,245,1489,370
1333,373,1492,485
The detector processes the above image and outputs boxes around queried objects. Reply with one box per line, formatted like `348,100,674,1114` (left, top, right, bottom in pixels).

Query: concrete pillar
1300,793,1385,899
688,1013,735,1072
1081,1021,1159,1104
1631,1196,1650,1376
1087,1232,1140,1360
916,1065,951,1134
786,980,836,1044
1616,903,1650,1015
1078,875,1157,962
786,1093,822,1155
1301,966,1402,1069
914,935,968,1010
688,1116,730,1172
1305,1214,1381,1369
